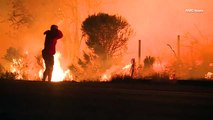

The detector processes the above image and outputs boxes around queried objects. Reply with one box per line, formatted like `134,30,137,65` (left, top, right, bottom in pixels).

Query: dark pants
42,50,54,82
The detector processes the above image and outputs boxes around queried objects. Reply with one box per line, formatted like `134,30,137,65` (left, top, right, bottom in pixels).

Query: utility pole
177,35,180,60
138,40,142,78
138,40,141,66
177,35,181,78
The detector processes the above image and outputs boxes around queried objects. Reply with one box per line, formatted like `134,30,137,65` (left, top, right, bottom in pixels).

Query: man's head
50,25,58,31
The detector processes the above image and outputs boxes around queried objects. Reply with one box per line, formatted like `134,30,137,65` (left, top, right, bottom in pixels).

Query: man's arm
44,30,50,35
56,30,63,39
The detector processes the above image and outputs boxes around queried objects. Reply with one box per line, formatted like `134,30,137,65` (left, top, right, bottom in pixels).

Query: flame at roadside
101,74,111,82
205,72,213,80
122,64,132,70
100,63,133,81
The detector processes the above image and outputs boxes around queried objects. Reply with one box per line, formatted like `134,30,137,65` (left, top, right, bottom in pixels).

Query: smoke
0,0,213,80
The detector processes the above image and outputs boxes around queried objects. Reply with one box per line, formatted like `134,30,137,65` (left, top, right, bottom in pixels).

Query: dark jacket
43,29,63,55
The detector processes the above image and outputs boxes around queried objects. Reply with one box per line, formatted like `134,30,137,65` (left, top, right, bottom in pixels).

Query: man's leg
47,55,54,82
42,54,48,82
42,70,48,81
48,66,53,82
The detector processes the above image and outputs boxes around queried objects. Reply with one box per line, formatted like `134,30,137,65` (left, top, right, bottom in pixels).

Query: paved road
0,80,213,120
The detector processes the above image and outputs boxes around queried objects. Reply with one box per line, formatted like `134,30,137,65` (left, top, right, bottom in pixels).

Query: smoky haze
0,0,213,79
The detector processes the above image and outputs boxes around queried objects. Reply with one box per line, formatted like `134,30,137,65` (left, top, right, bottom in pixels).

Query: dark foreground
0,80,213,120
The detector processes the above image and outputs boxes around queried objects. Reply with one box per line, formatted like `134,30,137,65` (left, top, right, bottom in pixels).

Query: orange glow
101,74,111,82
1,1,213,81
39,52,73,82
153,62,167,73
122,64,132,70
10,58,23,79
51,52,64,82
205,72,213,79
100,63,133,81
38,69,43,80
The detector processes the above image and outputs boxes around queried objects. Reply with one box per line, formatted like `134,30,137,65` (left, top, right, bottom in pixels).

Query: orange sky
102,0,213,63
0,0,213,66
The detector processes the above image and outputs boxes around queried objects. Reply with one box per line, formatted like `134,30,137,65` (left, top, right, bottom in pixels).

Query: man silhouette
42,25,63,82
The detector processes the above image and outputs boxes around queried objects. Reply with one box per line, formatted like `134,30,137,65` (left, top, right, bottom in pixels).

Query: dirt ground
0,80,213,120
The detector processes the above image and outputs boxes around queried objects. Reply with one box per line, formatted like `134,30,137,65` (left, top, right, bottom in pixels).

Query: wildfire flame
10,58,24,79
122,64,132,70
122,63,132,76
39,52,73,82
101,74,111,82
100,63,133,81
205,72,213,80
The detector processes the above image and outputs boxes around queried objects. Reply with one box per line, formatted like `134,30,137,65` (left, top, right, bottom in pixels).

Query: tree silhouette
81,13,133,60
8,0,33,29
76,13,133,80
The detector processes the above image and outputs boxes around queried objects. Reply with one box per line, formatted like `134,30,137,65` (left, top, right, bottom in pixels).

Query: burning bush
3,47,42,80
0,71,18,80
3,47,25,79
69,52,101,81
0,63,18,80
142,56,155,77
